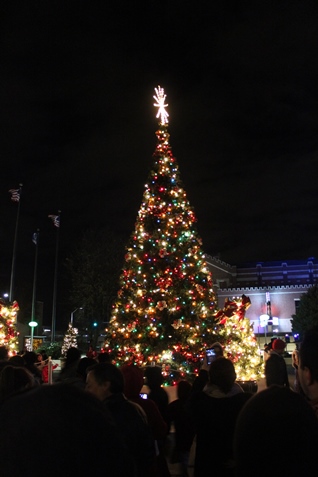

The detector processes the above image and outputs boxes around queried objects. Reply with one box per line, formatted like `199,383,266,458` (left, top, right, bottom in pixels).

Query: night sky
2,1,318,320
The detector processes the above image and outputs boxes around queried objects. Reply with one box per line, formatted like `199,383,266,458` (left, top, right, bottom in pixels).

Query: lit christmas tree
215,295,264,381
0,299,19,355
104,86,218,381
61,323,78,357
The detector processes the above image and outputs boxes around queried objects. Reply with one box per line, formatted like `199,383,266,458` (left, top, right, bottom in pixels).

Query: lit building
206,256,318,335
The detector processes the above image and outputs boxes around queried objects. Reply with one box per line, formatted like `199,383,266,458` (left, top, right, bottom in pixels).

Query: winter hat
121,363,144,398
272,338,286,351
210,342,224,356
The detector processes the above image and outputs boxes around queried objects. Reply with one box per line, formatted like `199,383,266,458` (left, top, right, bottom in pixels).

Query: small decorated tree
61,323,78,357
215,295,264,382
0,300,19,355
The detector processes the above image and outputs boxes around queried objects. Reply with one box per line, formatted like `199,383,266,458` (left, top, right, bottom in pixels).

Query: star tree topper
153,85,169,125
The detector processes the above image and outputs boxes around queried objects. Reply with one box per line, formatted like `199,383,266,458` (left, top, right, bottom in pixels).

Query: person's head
0,346,9,361
0,365,35,402
36,353,43,362
23,351,38,365
76,357,97,381
234,386,318,476
210,342,224,358
8,355,25,367
271,338,286,355
121,364,144,399
97,352,112,363
208,357,236,394
65,347,81,365
0,384,130,477
299,327,318,400
86,363,124,401
144,366,163,389
177,380,192,402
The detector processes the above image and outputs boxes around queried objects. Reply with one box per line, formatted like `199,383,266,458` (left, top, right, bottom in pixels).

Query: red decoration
215,295,251,325
127,321,136,331
196,284,204,294
125,252,132,262
156,300,167,311
172,319,182,329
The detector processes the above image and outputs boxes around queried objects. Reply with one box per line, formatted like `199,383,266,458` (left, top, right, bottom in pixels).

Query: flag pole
9,183,23,302
50,211,61,343
31,229,40,325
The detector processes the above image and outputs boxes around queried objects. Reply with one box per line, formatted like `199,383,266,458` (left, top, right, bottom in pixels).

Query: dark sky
2,1,318,315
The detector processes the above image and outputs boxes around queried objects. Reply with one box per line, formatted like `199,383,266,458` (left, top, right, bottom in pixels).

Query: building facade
206,255,318,336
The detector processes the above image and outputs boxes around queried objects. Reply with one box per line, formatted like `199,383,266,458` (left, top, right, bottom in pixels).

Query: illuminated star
153,85,169,125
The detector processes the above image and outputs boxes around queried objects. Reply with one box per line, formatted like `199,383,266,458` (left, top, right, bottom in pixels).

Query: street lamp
70,307,83,325
29,320,38,351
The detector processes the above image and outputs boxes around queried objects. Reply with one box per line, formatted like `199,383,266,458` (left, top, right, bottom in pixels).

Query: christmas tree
215,295,264,381
0,300,19,355
104,86,218,381
61,323,78,357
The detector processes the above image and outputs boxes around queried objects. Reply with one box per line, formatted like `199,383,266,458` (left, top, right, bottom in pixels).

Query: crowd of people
1,327,318,477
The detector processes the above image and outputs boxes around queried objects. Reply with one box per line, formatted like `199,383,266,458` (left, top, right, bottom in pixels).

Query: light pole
29,320,38,351
70,307,83,325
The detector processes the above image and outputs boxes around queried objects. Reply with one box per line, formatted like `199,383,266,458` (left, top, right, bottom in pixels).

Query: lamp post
70,307,83,325
29,320,38,351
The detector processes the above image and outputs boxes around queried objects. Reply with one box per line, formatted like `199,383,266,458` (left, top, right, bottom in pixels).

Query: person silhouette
0,383,132,476
234,385,318,477
188,358,252,477
86,362,156,477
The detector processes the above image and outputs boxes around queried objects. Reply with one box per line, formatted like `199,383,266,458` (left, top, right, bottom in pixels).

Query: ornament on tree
125,252,132,262
156,277,172,290
196,284,204,294
172,319,182,329
156,300,167,311
159,249,168,258
12,301,19,313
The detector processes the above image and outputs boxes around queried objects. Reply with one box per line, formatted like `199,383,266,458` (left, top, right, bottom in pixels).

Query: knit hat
210,342,224,356
121,363,144,398
272,338,286,351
